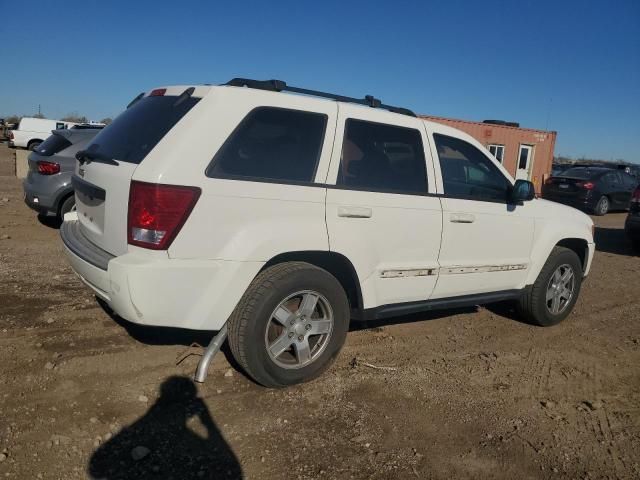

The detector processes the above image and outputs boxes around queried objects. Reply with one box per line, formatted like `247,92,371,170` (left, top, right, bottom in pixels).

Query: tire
517,246,583,326
228,261,350,388
58,195,76,220
593,195,609,216
28,140,42,151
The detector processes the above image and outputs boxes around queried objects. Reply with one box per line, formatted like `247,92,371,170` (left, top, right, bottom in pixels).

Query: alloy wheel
545,264,575,315
265,290,334,369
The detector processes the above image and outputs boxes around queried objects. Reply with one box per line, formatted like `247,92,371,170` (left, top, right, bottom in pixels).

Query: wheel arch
262,251,363,316
27,138,44,150
526,235,591,285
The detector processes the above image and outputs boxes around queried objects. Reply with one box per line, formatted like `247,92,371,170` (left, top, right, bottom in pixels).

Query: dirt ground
0,142,638,480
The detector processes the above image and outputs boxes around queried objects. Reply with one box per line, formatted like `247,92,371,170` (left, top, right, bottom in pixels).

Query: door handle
450,213,475,224
338,206,372,218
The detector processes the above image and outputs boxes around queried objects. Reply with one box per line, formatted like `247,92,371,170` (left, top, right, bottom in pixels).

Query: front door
428,131,534,299
325,106,443,309
516,145,533,180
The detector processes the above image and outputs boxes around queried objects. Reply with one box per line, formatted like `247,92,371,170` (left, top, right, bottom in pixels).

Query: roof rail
225,78,416,117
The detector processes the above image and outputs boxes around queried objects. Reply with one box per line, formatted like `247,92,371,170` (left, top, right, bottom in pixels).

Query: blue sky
1,0,638,162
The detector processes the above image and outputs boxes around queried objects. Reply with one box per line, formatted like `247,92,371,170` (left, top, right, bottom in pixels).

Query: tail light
632,187,640,204
37,161,60,175
149,88,167,97
128,181,201,250
577,181,595,190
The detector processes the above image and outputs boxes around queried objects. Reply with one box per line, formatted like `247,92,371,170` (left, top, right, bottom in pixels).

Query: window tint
337,119,427,194
35,133,72,157
207,107,327,183
86,95,200,164
434,134,511,202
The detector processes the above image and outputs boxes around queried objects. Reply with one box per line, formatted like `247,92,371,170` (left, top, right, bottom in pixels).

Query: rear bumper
60,214,264,331
23,181,58,215
542,194,596,212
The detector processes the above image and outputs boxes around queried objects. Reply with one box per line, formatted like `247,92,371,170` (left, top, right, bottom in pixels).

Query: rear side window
35,134,72,157
337,119,427,194
207,107,327,183
85,95,200,164
434,134,511,202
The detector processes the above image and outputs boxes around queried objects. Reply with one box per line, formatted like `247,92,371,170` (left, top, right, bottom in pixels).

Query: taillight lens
128,181,201,250
149,88,167,97
632,187,640,203
37,161,60,175
577,181,595,190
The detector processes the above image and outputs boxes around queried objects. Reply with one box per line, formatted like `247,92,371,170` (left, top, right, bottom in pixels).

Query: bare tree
61,113,88,123
99,117,113,125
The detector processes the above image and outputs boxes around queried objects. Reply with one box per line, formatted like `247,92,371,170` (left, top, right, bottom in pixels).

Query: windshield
85,95,200,164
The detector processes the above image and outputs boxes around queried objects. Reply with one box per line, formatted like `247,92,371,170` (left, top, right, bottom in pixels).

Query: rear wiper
76,149,119,166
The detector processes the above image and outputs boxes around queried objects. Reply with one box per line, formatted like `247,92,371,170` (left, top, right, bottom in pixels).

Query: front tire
517,247,583,326
228,262,350,388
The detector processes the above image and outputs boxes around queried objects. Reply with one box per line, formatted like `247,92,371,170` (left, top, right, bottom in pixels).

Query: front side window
488,144,504,163
337,119,427,194
434,134,511,202
207,107,327,183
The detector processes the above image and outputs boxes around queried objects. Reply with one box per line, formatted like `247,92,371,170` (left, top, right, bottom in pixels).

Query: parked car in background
60,79,594,388
542,166,638,215
23,128,102,220
625,185,640,251
9,117,79,150
551,163,572,177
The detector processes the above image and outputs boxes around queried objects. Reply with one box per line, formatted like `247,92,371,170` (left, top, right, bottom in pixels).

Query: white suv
61,79,595,387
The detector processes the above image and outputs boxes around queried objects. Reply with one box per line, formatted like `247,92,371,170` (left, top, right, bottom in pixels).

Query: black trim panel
60,219,114,271
356,289,524,321
72,175,106,201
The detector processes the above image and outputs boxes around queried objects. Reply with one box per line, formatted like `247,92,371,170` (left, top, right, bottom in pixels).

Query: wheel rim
264,290,334,369
599,197,608,214
545,264,575,315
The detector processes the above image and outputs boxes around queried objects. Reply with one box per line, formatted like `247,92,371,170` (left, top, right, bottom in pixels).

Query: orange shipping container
422,115,557,193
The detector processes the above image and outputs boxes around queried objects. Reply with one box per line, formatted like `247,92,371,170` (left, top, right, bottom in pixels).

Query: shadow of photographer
88,376,242,480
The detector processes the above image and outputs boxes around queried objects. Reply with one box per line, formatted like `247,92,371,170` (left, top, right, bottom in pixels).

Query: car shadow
87,375,243,480
594,226,636,256
37,213,62,229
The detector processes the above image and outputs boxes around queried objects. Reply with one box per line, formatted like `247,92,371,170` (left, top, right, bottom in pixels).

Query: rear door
74,88,202,256
325,107,442,309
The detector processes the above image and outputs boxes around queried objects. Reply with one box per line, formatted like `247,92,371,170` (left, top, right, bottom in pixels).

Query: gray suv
23,128,102,220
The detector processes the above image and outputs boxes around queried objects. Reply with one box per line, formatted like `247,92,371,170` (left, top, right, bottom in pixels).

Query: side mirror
510,179,535,203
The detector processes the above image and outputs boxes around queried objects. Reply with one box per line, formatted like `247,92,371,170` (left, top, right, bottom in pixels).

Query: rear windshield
560,168,600,179
35,133,72,157
85,95,200,164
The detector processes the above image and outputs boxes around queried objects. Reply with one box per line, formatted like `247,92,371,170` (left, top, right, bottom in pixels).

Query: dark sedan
542,166,639,215
625,185,640,250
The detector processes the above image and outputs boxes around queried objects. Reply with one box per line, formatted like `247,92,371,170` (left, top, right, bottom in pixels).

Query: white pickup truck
60,79,595,387
9,117,78,150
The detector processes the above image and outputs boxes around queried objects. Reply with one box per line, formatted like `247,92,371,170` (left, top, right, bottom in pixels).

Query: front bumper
60,214,264,331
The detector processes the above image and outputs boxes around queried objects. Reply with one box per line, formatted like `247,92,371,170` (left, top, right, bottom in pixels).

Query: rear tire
58,195,76,220
593,195,609,216
517,247,583,326
27,140,42,151
227,262,350,388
